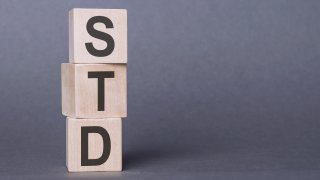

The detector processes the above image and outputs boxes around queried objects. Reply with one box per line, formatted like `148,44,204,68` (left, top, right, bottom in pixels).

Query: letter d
81,126,111,166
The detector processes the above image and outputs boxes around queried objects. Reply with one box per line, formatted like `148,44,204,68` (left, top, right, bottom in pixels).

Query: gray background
0,0,320,179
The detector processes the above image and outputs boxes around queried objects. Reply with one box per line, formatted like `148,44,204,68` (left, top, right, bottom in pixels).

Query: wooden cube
67,117,122,172
69,8,127,63
61,63,127,118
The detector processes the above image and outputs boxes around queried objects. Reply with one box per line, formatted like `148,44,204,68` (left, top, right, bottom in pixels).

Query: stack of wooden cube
61,8,127,172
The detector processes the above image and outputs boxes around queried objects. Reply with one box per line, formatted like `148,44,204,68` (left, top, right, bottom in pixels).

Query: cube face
62,63,127,118
67,117,122,172
69,8,127,63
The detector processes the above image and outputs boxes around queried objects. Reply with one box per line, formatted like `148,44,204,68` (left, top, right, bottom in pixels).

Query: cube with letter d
67,117,122,172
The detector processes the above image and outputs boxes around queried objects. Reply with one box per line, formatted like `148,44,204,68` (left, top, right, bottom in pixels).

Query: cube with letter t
61,63,127,118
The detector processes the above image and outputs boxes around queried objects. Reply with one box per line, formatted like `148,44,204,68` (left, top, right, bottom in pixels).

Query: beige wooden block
69,8,127,63
67,117,122,172
61,63,127,118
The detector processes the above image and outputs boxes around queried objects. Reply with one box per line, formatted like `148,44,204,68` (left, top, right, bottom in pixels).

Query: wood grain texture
61,63,127,118
67,117,122,172
69,8,127,63
62,64,75,117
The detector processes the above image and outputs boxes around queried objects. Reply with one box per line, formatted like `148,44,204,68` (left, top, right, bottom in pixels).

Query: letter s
85,16,115,57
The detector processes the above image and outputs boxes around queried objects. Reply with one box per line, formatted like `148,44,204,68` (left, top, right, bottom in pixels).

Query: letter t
88,71,115,111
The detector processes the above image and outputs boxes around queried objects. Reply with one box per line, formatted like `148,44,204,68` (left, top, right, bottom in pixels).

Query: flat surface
1,0,320,179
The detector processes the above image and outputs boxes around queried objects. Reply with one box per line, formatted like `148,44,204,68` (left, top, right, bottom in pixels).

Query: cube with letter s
69,9,127,63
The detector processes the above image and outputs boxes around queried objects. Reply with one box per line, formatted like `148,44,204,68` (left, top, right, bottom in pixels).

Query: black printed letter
85,16,115,57
88,71,115,111
81,126,111,166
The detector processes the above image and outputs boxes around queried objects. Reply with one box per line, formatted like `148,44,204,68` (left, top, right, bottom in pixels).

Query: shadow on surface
123,147,198,171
